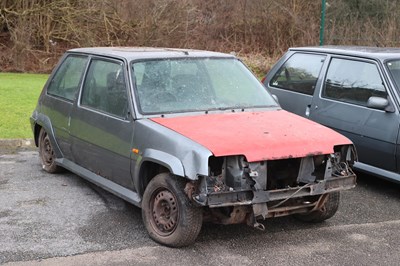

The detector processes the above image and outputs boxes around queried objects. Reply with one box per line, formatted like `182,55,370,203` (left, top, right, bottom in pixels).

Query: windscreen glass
131,58,277,114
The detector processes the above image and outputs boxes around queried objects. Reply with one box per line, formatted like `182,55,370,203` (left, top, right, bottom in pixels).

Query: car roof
289,46,400,61
68,47,235,61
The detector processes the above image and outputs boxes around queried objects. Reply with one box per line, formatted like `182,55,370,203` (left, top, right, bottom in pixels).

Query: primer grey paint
133,119,212,181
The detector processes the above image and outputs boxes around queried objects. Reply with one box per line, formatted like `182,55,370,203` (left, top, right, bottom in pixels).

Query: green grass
0,73,48,139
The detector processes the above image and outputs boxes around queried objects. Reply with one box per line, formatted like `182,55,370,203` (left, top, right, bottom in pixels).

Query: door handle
305,105,311,117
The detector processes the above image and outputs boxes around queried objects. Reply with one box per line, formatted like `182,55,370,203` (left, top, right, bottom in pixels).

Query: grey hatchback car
31,47,357,247
263,46,400,183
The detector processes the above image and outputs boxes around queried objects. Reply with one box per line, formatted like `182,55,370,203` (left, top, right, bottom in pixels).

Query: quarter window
81,59,128,118
47,55,88,101
269,53,325,95
322,58,387,106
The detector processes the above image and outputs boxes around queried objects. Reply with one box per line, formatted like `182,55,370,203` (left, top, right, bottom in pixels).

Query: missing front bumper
194,174,356,208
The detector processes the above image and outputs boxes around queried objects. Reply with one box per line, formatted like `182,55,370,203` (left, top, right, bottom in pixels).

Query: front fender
133,149,186,196
138,148,185,177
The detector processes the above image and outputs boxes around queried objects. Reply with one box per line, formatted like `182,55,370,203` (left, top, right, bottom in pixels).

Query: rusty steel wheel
142,173,203,247
150,189,179,236
38,128,62,173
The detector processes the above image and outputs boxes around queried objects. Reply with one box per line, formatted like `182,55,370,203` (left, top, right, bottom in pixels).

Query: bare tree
1,0,400,73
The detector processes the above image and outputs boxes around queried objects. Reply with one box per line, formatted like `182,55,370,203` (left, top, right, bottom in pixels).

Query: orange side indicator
132,148,139,154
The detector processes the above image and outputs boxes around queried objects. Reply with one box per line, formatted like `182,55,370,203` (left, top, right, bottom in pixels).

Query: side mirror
366,96,393,112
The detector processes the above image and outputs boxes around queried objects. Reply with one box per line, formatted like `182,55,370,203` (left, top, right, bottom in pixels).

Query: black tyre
142,173,203,247
294,191,340,223
38,128,62,173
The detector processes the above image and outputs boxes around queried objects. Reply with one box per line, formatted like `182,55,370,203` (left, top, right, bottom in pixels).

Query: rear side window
269,53,325,95
81,59,129,118
322,58,387,106
47,55,88,101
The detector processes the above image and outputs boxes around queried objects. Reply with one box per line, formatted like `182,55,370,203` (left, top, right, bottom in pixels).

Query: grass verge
0,73,48,139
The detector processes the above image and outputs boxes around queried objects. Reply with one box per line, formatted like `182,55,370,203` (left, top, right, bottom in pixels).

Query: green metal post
319,0,326,46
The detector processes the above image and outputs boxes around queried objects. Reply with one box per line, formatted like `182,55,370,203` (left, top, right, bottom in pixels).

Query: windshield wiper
203,106,244,113
217,107,234,111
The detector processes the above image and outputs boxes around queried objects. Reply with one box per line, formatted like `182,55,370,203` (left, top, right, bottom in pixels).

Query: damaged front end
187,145,357,229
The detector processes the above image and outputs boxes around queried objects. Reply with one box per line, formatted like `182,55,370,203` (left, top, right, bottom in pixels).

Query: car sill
55,158,141,207
354,162,400,184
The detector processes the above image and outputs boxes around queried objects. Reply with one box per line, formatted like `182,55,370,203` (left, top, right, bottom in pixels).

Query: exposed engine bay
186,145,357,229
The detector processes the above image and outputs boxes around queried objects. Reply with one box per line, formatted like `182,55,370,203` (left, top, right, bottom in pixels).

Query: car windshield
386,59,400,90
131,58,277,114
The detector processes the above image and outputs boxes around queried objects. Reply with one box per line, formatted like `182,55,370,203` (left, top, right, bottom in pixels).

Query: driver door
69,57,135,189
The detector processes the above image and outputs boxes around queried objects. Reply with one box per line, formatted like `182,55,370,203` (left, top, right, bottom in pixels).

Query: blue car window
270,53,325,95
386,60,400,91
323,58,387,106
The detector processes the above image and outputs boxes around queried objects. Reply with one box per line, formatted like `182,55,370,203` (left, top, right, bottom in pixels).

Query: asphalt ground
1,147,400,265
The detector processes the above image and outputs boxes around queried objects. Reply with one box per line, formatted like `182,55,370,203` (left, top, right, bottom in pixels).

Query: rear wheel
142,173,203,247
294,191,340,222
38,128,62,173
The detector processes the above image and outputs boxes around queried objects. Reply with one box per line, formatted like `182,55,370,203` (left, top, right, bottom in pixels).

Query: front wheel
38,128,62,173
294,191,340,223
142,173,203,247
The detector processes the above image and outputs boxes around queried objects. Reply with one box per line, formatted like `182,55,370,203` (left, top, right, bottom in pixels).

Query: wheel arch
134,149,188,197
34,114,63,158
33,123,42,147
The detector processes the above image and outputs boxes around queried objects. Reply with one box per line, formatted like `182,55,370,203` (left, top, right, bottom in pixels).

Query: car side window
269,53,325,95
81,59,129,118
47,55,88,101
322,58,387,106
386,60,400,88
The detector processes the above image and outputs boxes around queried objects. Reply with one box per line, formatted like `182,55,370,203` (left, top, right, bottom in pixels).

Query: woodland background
1,0,399,74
